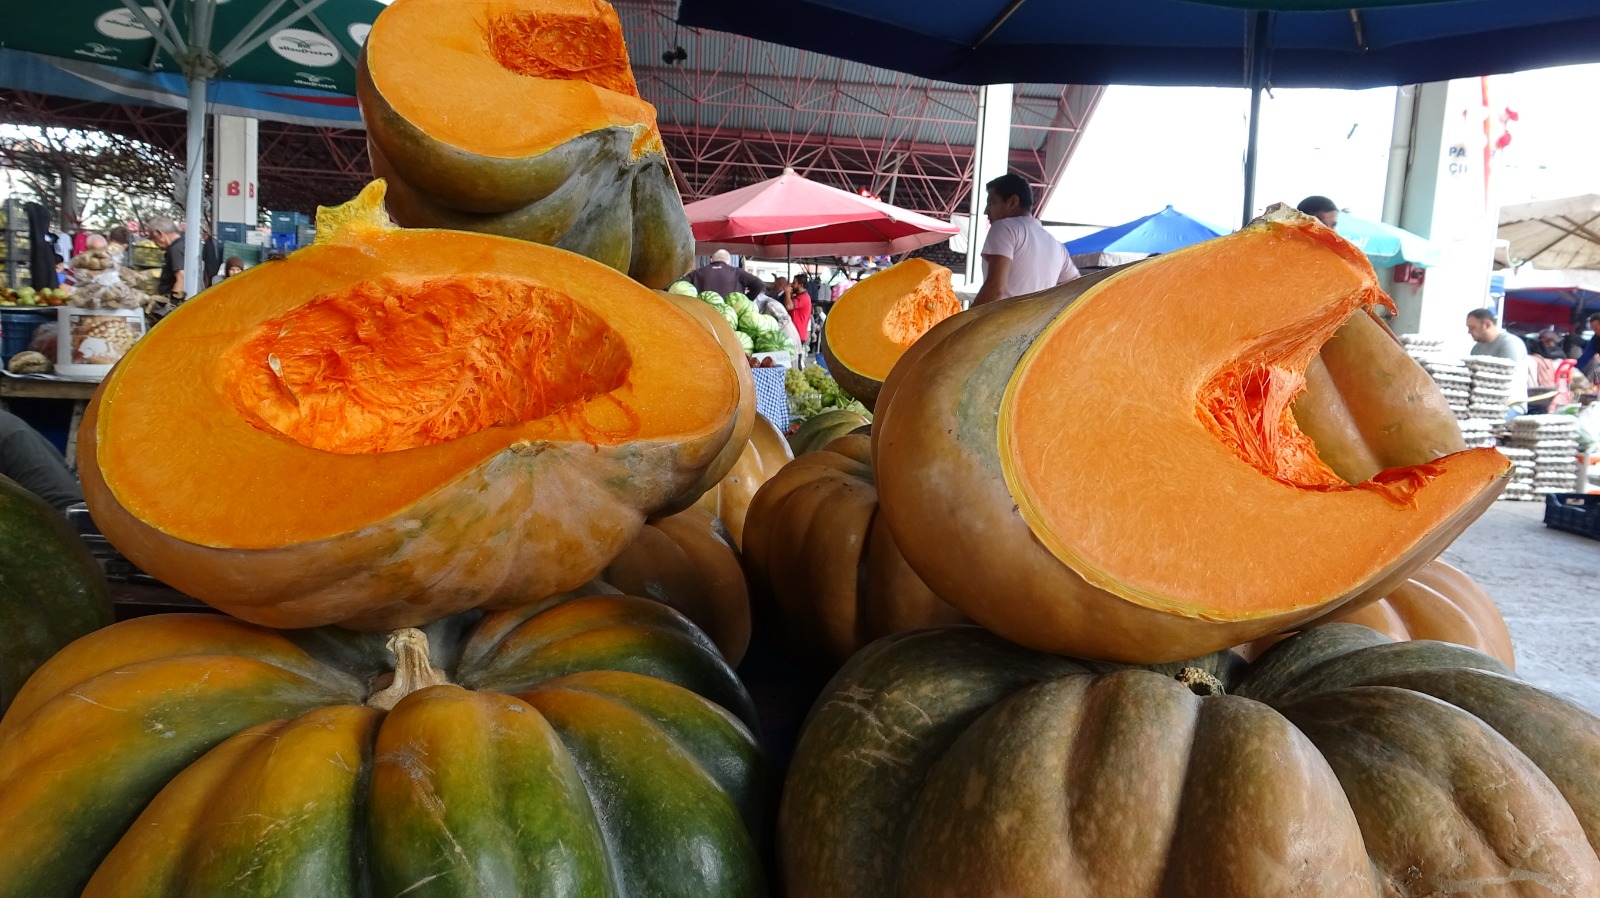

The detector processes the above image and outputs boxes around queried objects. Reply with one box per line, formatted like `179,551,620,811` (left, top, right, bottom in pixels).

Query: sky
1044,62,1600,238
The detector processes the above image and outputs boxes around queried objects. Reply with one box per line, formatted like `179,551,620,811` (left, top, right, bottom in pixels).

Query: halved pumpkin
874,205,1510,663
358,0,692,288
78,182,741,631
820,260,960,410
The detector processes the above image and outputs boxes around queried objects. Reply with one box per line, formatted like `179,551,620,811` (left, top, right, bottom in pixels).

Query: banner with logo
0,0,382,126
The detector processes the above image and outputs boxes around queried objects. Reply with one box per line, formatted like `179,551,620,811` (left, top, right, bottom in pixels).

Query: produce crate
1544,492,1600,541
0,307,54,359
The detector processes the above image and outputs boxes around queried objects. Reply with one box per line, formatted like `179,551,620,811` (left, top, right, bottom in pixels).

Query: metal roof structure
1,0,1100,222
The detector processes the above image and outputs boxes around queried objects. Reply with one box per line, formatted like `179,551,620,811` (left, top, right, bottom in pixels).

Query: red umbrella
685,168,960,259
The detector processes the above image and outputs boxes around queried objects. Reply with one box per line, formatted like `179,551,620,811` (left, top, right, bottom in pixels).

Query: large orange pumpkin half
358,0,693,288
79,182,741,630
874,205,1511,663
820,259,961,410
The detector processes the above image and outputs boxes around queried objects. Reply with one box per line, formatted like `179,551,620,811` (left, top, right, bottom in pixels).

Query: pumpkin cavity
481,2,639,97
881,272,961,348
227,275,633,455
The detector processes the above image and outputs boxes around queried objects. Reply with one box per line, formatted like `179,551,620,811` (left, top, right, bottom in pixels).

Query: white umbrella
1498,194,1600,271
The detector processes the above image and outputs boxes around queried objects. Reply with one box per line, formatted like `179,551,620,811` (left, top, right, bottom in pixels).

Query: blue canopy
1335,214,1441,269
1065,206,1229,268
678,0,1600,90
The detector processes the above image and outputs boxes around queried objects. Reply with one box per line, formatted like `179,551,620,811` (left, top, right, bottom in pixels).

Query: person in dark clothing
684,250,767,298
145,216,185,298
200,227,223,289
0,411,82,513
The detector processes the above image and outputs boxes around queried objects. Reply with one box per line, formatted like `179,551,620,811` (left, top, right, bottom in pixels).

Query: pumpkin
788,408,870,456
696,412,793,548
0,475,113,714
820,259,960,410
873,204,1510,663
743,434,963,672
1239,559,1515,665
358,0,692,288
781,622,1600,898
596,506,752,664
77,182,742,631
0,595,767,898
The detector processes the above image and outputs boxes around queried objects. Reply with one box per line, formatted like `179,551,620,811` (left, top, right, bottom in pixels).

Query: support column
212,114,259,245
1385,78,1501,350
963,83,1015,290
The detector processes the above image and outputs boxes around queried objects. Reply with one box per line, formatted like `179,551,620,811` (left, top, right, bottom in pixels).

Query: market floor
1442,498,1600,714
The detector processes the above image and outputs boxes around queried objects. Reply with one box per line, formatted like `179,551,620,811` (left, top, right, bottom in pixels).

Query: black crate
1544,492,1600,541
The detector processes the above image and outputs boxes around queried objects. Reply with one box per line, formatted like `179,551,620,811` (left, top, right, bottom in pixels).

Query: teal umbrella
1335,213,1441,269
0,0,387,293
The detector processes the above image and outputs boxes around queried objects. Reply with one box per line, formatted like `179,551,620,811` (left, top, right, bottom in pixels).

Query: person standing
684,249,767,299
1466,308,1530,419
788,273,814,342
1296,195,1341,228
1575,312,1600,379
972,173,1078,307
105,226,131,266
145,216,186,300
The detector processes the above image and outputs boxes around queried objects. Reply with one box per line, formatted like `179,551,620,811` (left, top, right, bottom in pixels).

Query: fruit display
873,205,1511,664
780,623,1600,898
743,434,962,672
358,0,693,288
695,412,793,548
77,182,743,630
1239,559,1516,665
65,248,152,310
669,283,800,356
0,285,67,306
0,475,114,714
0,596,767,898
820,258,961,410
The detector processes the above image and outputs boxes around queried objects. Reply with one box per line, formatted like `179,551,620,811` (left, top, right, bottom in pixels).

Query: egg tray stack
1496,446,1537,501
1465,356,1519,421
1508,415,1580,498
1457,419,1499,450
1401,339,1473,421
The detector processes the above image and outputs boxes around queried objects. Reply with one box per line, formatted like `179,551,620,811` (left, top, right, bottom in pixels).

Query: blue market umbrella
1065,205,1229,268
678,0,1600,226
1335,213,1441,268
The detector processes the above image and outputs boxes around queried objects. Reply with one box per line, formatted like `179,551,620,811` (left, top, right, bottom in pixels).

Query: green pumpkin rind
781,623,1600,898
0,475,114,713
0,596,767,898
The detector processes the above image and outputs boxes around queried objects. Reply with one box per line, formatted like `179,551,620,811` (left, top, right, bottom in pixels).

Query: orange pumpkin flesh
878,206,1510,663
80,183,740,630
821,259,960,409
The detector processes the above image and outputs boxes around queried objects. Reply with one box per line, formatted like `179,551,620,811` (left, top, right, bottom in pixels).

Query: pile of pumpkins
2,1,1598,895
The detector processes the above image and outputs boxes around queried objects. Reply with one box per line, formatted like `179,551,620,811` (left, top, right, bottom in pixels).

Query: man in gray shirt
1466,308,1529,418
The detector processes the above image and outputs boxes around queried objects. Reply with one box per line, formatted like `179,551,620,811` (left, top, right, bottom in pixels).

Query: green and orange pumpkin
820,259,961,410
78,183,742,630
358,0,693,287
0,596,766,898
873,205,1510,663
782,623,1600,897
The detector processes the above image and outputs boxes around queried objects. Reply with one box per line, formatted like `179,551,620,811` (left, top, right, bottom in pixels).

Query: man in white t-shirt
972,173,1079,306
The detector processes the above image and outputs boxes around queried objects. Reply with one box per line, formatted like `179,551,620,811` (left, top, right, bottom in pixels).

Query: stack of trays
1496,446,1537,501
1465,356,1518,418
1457,419,1498,450
1508,415,1580,496
1415,356,1474,419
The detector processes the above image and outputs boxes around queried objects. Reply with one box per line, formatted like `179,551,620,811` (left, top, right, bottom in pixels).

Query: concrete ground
1442,498,1600,713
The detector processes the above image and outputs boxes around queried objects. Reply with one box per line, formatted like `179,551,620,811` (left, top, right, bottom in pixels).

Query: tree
0,126,183,231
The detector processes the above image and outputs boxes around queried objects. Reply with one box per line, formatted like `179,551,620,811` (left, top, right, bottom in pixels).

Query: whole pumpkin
788,408,870,457
743,434,963,673
78,182,742,630
0,475,113,713
873,205,1510,663
358,0,692,287
1240,559,1515,665
597,505,752,664
695,412,794,548
781,622,1600,897
0,596,766,898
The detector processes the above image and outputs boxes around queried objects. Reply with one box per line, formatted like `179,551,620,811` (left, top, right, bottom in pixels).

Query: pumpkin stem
366,627,451,710
1176,666,1226,697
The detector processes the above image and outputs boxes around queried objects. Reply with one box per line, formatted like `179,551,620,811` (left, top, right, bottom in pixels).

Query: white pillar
212,114,259,240
1385,78,1501,349
964,83,1015,289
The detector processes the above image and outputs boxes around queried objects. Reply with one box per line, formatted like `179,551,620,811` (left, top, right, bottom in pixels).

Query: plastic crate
0,307,53,359
1544,492,1600,541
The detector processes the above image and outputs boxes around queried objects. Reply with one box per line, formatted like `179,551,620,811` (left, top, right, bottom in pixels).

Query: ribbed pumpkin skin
0,596,766,898
1241,559,1515,666
0,476,113,714
696,413,793,548
599,506,752,665
787,409,869,457
781,623,1600,898
743,435,963,673
655,290,758,517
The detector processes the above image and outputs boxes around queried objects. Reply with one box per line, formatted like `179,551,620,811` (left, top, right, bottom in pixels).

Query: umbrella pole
1240,10,1270,229
182,73,208,299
